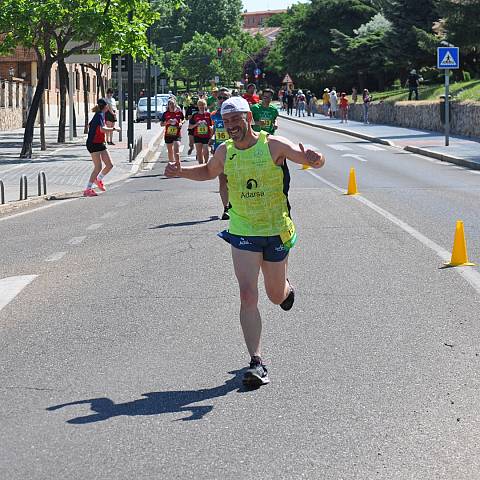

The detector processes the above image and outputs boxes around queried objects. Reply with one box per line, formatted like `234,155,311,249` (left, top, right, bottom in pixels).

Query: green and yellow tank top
224,131,295,242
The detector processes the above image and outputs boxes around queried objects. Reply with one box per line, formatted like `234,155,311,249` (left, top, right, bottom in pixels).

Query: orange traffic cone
445,220,475,267
346,168,358,195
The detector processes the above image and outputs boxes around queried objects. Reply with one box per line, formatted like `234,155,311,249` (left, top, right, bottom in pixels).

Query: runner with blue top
164,97,326,388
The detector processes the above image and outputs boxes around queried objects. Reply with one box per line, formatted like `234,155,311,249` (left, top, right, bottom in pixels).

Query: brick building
242,9,286,29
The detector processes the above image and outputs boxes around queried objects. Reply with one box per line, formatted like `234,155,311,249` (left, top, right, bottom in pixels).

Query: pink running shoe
94,179,106,191
83,188,98,197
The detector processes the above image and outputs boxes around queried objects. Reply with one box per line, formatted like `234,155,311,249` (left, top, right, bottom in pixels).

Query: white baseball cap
221,97,250,116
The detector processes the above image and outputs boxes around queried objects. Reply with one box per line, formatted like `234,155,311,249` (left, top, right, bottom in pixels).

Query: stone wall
347,100,480,138
0,108,23,130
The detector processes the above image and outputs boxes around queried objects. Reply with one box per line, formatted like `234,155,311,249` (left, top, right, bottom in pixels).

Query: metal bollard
0,179,4,205
37,171,47,196
19,174,28,200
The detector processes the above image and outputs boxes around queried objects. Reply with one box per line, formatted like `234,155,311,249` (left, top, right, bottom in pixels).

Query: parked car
135,96,168,122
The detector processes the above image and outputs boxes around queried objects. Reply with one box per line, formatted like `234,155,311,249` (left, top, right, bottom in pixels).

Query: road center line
67,236,87,245
100,211,118,219
45,251,67,262
0,275,37,312
307,170,480,295
0,198,77,223
86,223,103,231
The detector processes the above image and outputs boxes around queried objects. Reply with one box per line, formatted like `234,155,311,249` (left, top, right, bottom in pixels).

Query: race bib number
260,118,272,127
167,126,178,136
197,124,209,135
215,129,229,141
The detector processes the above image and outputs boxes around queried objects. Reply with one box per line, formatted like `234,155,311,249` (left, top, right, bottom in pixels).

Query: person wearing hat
83,98,121,197
322,88,330,116
207,88,218,112
164,96,326,387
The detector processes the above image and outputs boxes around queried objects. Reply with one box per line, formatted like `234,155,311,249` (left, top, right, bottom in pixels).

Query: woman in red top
339,92,349,124
189,98,212,164
161,98,184,165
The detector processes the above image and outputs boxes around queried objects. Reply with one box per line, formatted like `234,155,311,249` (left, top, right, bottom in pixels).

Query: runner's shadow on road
149,216,219,229
47,369,254,424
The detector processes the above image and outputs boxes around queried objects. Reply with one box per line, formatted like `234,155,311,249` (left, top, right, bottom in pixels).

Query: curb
0,129,165,218
279,113,394,147
279,113,480,170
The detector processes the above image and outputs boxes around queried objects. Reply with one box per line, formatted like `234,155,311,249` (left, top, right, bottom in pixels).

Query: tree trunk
20,58,52,158
57,59,68,143
81,65,89,134
39,92,46,151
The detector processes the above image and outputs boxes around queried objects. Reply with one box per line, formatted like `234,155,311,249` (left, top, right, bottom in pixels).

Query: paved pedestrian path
0,120,163,204
279,110,480,169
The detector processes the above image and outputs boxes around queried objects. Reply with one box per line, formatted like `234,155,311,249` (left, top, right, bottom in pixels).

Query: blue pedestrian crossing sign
437,47,459,69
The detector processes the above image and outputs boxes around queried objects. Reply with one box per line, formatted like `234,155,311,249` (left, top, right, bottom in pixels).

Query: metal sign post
69,64,74,141
117,56,123,142
437,46,459,147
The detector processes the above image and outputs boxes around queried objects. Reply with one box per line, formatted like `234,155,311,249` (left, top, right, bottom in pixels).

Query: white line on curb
45,251,67,262
67,236,87,245
86,223,103,231
0,275,37,313
0,198,77,223
307,170,480,296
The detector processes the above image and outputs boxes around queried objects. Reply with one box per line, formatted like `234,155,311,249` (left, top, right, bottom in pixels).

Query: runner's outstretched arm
268,135,325,168
164,142,226,181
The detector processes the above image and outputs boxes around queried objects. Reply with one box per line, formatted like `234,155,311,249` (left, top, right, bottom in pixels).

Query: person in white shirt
105,88,118,145
329,87,338,119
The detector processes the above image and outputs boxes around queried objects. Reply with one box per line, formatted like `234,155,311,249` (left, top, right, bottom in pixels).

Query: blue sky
242,0,304,12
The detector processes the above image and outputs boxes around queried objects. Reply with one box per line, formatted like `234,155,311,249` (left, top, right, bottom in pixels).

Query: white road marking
125,179,133,183
115,201,128,207
0,275,37,312
100,211,118,219
307,170,480,295
358,144,384,151
67,236,87,245
326,144,352,151
45,251,67,262
109,184,120,190
342,153,368,163
86,223,103,231
468,170,480,175
0,198,77,223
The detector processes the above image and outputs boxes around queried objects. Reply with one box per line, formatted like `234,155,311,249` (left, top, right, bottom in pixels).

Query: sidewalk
279,110,480,170
0,119,164,207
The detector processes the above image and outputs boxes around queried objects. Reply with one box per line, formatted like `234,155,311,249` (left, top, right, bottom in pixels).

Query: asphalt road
1,118,480,479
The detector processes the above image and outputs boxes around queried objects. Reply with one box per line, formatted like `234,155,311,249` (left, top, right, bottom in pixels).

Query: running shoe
243,356,270,387
83,188,98,197
94,179,106,191
279,280,295,311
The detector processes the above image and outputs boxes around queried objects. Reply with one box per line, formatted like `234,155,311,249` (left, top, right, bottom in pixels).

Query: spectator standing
286,89,294,116
351,87,358,104
407,69,422,101
296,90,306,117
305,90,313,116
362,88,371,124
104,88,117,146
339,92,349,123
311,94,318,117
322,88,330,116
329,87,338,119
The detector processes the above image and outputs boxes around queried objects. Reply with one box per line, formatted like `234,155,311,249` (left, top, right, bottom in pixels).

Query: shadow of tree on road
47,369,254,424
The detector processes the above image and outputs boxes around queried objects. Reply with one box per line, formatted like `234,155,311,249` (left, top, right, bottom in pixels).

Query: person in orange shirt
242,83,260,105
339,92,349,124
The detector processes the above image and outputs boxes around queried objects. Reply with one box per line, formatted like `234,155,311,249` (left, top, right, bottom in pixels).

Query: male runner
209,87,231,220
207,88,218,112
251,88,278,136
242,83,260,105
164,97,325,387
185,95,199,156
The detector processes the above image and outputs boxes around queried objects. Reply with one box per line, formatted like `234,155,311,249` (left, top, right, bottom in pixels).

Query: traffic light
111,54,127,73
217,47,223,58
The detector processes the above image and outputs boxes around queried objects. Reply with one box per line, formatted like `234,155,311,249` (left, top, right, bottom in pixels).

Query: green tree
383,0,440,73
0,0,157,157
266,0,375,83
